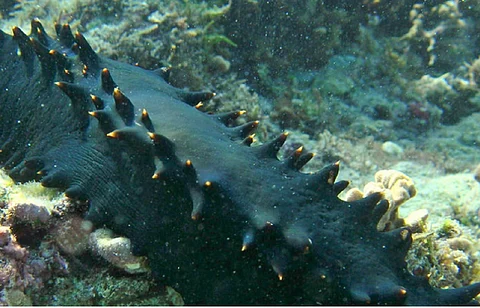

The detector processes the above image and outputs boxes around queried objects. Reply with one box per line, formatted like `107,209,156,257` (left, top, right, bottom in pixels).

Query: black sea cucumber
1,20,480,305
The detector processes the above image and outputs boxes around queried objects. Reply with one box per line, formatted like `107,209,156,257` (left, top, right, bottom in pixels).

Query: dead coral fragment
53,216,93,256
89,228,149,274
345,169,419,231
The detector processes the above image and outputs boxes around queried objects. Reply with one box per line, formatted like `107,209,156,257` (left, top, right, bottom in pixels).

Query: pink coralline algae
7,203,51,226
0,181,75,305
0,223,71,304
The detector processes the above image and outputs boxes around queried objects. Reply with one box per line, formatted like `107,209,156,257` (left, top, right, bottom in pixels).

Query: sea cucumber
1,20,480,305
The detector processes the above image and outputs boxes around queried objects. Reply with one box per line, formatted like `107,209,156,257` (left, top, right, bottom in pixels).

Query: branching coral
394,1,480,127
462,53,480,85
400,1,472,69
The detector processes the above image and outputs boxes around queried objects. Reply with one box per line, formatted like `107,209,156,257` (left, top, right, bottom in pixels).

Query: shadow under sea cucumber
1,20,480,305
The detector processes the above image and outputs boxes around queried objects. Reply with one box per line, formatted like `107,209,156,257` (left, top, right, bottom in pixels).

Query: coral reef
0,216,69,305
397,1,480,126
406,73,479,125
340,165,480,294
222,0,480,140
0,173,66,304
3,16,480,304
0,169,166,305
407,219,480,290
0,0,243,112
4,0,479,140
0,172,72,305
1,0,480,304
33,268,183,306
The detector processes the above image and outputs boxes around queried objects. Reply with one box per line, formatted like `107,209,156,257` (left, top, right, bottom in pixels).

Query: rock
381,141,404,157
89,228,149,274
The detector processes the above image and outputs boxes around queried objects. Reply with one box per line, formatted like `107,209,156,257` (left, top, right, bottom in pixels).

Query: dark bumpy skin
1,21,480,305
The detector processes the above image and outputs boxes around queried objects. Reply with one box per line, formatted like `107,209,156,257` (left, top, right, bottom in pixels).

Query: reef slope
0,21,480,305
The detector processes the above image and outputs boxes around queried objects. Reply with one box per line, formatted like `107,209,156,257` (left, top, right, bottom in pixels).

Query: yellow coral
374,169,417,206
345,169,418,231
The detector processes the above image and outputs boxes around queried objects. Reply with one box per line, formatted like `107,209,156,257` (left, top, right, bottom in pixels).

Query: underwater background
0,0,480,304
